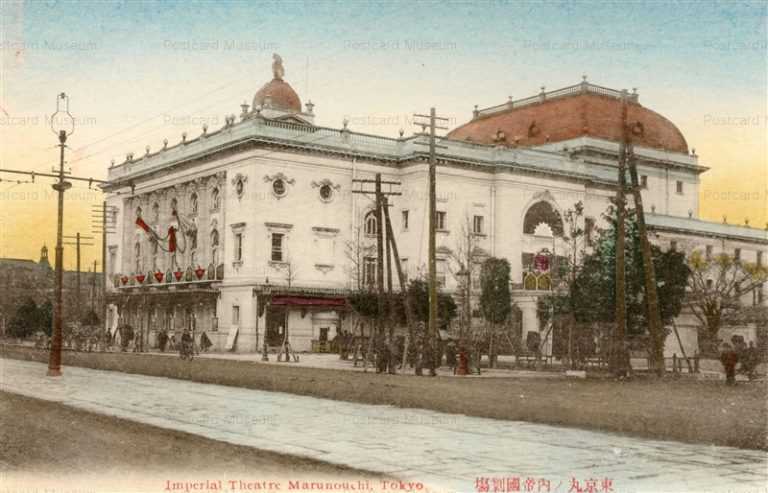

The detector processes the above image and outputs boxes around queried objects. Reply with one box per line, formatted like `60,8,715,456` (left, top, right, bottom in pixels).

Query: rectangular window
234,233,243,261
641,175,648,188
759,284,765,305
473,215,484,235
670,240,677,252
271,233,284,262
313,236,333,266
734,248,741,262
436,211,446,230
400,258,409,282
109,250,116,276
705,245,713,260
232,305,240,325
585,217,595,246
676,181,684,194
758,251,764,267
522,252,534,271
364,257,376,287
401,210,409,231
436,259,447,287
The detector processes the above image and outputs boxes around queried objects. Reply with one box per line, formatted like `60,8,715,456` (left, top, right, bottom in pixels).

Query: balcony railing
112,263,224,289
475,82,638,119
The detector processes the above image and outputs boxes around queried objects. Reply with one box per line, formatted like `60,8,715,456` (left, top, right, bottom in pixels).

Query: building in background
102,58,767,356
0,245,104,334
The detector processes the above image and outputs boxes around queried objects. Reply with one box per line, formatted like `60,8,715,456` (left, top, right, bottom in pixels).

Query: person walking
720,343,739,386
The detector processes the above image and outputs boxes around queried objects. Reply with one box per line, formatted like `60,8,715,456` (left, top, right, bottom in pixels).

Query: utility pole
381,195,417,370
625,110,665,377
92,202,117,334
414,108,449,377
64,233,94,322
47,93,75,377
375,175,385,353
352,175,402,373
91,260,97,314
613,100,628,377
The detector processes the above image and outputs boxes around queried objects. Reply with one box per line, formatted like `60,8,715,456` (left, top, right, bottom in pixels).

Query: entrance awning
270,296,346,307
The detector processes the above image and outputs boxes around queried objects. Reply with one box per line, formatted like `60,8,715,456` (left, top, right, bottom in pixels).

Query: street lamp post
47,92,75,377
261,278,272,361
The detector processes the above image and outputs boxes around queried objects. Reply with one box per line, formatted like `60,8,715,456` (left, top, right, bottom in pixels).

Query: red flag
168,226,177,252
135,216,150,232
534,253,550,272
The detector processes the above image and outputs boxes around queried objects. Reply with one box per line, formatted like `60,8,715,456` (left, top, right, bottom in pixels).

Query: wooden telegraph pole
381,195,419,371
414,108,449,377
92,202,117,332
63,232,94,322
352,174,402,373
613,102,629,376
624,104,665,377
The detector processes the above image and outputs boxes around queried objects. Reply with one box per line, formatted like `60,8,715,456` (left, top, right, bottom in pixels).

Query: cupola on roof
252,54,302,113
447,79,689,154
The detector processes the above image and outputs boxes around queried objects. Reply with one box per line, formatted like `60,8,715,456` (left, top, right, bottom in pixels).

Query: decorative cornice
265,222,293,230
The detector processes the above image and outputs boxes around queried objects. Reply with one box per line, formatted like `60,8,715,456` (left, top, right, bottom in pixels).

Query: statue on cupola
272,53,285,80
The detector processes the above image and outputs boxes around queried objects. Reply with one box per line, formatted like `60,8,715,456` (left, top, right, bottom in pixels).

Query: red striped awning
270,296,346,307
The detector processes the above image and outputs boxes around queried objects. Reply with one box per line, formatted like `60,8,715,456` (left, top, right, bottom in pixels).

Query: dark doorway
266,306,287,346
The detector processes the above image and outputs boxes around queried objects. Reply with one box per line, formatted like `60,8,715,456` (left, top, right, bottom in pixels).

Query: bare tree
447,213,480,341
345,224,375,291
686,250,767,353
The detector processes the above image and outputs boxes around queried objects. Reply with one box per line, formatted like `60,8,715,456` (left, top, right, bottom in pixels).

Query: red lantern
121,275,129,285
136,274,146,284
174,271,184,281
195,266,205,279
154,271,164,283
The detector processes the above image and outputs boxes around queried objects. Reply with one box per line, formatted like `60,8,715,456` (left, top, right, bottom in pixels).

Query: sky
1,0,766,270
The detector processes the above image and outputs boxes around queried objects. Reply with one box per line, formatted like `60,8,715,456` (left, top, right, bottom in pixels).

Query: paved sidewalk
1,358,765,493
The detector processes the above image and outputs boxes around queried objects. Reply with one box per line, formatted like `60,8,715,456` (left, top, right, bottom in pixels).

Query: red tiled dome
447,90,688,154
253,78,302,113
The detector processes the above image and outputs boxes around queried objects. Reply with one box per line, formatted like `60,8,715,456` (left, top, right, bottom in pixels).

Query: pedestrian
158,330,169,352
167,332,177,351
445,342,457,372
741,341,758,380
181,329,193,358
200,331,212,352
719,343,738,385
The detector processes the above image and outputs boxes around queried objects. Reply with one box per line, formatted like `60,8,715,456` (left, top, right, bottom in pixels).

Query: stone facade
102,67,767,356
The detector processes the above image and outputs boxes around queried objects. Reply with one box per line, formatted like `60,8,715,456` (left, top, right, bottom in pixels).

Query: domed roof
447,83,689,154
253,78,302,113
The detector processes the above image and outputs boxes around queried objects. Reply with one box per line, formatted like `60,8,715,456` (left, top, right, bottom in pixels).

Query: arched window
210,229,219,265
151,239,160,271
136,206,143,218
190,231,198,267
211,188,220,210
190,193,198,215
134,241,142,273
523,201,563,236
170,197,178,212
364,210,378,236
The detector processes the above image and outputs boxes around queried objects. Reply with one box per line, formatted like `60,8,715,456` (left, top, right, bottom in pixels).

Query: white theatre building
103,58,766,357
